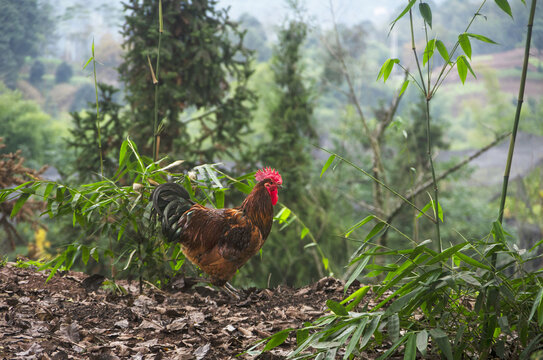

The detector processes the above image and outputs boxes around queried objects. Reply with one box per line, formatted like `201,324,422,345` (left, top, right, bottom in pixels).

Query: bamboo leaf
494,0,513,18
458,33,472,59
416,202,432,219
399,79,409,96
326,299,348,316
82,56,93,70
455,252,491,270
390,0,417,31
360,315,381,348
463,56,477,79
426,242,468,265
458,272,481,286
467,33,498,44
345,256,370,290
215,189,225,209
423,39,436,66
419,2,432,28
90,247,99,263
388,314,400,342
10,193,31,218
528,287,543,322
436,40,450,62
263,329,290,352
404,333,417,360
81,245,90,265
457,56,468,84
320,154,336,178
345,215,375,238
429,328,453,360
344,319,367,359
416,330,428,354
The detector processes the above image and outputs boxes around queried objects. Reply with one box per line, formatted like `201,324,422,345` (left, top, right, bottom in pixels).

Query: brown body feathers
152,172,281,286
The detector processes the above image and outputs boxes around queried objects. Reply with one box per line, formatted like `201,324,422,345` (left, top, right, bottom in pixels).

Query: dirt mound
0,263,351,359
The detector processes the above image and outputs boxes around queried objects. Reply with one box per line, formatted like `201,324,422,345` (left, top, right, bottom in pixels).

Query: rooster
152,167,282,297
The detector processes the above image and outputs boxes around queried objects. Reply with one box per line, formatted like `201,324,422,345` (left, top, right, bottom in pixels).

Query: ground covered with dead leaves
0,263,352,359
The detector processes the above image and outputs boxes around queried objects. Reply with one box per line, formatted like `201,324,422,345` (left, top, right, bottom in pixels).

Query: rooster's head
255,167,282,206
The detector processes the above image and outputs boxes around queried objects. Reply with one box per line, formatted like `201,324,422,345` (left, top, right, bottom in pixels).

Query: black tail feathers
152,183,193,242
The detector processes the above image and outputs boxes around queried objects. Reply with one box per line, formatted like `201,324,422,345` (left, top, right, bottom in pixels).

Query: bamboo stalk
497,0,537,225
152,0,163,162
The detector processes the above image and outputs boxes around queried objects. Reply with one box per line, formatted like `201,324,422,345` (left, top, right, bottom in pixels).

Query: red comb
255,167,282,185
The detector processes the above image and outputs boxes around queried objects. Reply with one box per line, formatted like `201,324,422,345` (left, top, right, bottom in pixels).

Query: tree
55,62,73,84
238,13,271,61
0,82,55,168
244,19,321,287
0,0,53,88
118,0,256,163
29,60,45,85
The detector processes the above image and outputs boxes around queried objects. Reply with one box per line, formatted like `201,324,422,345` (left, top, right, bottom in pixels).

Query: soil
0,262,361,360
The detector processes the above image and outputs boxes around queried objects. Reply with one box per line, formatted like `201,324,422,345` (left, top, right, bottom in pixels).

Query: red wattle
268,188,278,206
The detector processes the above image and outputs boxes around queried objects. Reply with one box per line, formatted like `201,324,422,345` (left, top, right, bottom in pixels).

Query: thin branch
386,132,510,224
318,146,437,224
431,0,488,95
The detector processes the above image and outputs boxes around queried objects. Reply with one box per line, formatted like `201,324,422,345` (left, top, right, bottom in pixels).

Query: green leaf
454,252,491,270
118,139,129,171
458,272,481,286
90,247,99,263
296,328,309,346
342,286,370,309
344,319,367,359
388,314,400,342
377,58,399,82
467,33,498,44
390,0,417,31
436,40,450,63
320,154,336,178
326,299,348,316
463,56,477,79
426,242,468,266
300,227,309,239
360,315,381,348
215,189,225,209
345,256,370,290
43,183,55,200
429,328,453,360
345,215,375,238
404,333,417,360
435,200,444,223
416,330,428,354
81,245,90,265
419,3,432,28
416,202,432,219
322,256,329,270
263,330,290,352
494,0,513,18
458,33,472,59
423,39,436,66
528,287,543,323
457,56,468,84
82,56,93,70
10,193,31,218
399,79,409,96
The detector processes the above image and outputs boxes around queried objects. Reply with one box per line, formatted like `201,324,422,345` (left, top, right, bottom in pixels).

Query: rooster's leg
222,282,241,300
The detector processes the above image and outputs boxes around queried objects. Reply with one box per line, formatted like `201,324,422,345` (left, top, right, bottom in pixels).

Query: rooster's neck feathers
240,182,274,238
